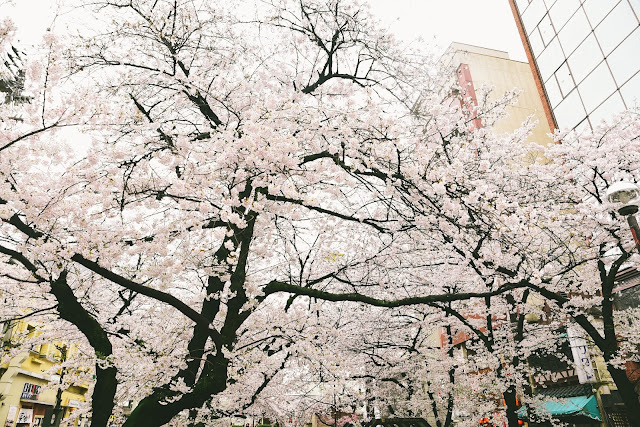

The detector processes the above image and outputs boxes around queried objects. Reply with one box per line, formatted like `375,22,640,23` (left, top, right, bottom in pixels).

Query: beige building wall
443,42,553,145
0,321,88,427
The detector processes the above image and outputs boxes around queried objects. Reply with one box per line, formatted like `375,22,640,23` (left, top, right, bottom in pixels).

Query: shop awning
20,399,54,406
517,395,601,421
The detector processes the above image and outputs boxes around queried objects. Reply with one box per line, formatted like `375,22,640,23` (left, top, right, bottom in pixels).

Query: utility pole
43,344,68,427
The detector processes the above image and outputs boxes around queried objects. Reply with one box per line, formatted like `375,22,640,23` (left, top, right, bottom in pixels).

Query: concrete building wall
443,42,554,145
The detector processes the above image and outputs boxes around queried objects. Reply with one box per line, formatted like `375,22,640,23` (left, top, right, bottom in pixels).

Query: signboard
7,406,18,422
567,327,597,384
21,382,42,400
66,399,82,408
532,368,576,384
16,408,33,424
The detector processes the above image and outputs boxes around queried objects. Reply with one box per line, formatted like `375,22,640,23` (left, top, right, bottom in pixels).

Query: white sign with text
568,326,597,384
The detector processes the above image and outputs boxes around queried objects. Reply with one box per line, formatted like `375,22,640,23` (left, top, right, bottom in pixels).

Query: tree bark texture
49,273,117,427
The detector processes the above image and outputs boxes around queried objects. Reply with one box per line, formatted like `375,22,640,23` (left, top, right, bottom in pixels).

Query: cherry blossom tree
392,106,640,426
1,0,521,426
527,113,640,424
3,1,640,427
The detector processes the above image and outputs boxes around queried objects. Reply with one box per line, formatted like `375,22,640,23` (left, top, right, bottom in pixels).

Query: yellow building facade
0,321,88,427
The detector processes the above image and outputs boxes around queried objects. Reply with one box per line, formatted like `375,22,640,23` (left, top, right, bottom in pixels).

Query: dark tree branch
70,254,221,343
262,280,528,308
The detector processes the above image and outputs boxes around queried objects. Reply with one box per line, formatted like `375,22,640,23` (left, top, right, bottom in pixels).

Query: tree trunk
599,261,640,427
92,366,119,427
122,395,190,427
503,386,520,427
607,365,640,427
49,272,117,427
443,324,455,427
122,386,212,427
122,355,229,427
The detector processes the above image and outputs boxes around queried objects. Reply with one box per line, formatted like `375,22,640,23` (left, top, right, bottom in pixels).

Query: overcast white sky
5,0,527,62
369,0,527,61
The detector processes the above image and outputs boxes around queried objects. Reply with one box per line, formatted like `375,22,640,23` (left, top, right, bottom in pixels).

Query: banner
567,327,597,384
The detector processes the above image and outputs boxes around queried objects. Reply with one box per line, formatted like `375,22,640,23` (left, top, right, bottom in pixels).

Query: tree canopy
1,1,639,426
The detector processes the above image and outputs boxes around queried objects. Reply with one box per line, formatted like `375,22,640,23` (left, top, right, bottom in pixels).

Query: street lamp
606,181,640,252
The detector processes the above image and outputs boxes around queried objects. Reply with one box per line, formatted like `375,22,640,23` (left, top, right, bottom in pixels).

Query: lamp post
605,181,640,253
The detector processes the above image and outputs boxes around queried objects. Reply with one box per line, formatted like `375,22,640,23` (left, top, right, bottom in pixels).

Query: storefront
4,380,88,427
517,394,601,426
5,382,54,427
14,402,53,427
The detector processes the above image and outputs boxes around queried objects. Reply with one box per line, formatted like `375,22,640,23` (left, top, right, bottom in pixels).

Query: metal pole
627,214,640,253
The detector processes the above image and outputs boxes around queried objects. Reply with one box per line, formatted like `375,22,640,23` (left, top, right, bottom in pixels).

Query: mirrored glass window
516,0,531,13
523,0,547,33
589,92,625,125
607,27,640,86
555,62,575,97
583,0,619,27
620,71,640,107
577,62,617,113
630,0,640,18
594,0,638,55
549,0,580,31
567,34,603,84
574,118,592,134
558,8,592,56
554,89,586,129
538,15,555,46
544,74,563,108
529,28,545,57
537,38,564,81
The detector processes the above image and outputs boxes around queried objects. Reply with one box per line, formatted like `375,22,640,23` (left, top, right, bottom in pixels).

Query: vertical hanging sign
567,327,597,384
7,405,18,423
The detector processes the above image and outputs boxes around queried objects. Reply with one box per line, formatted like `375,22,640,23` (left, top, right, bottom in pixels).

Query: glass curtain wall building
509,0,640,131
